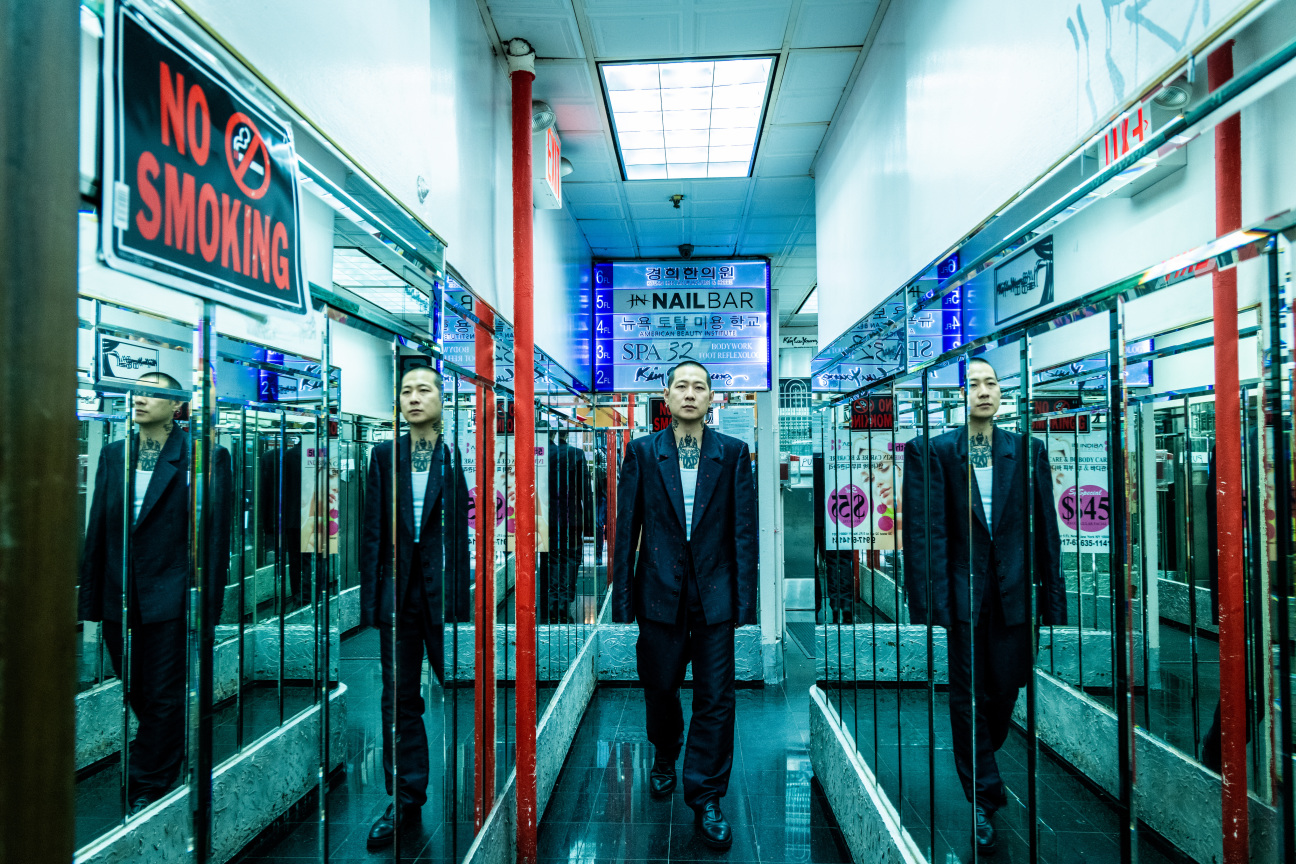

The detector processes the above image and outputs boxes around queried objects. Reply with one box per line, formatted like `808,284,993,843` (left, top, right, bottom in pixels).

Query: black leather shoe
367,803,421,850
975,805,997,854
695,800,732,850
649,759,676,798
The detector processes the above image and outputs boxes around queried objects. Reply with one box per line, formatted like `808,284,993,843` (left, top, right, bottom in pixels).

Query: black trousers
823,550,854,610
636,562,736,810
379,556,445,808
542,529,581,619
102,617,187,800
947,589,1030,814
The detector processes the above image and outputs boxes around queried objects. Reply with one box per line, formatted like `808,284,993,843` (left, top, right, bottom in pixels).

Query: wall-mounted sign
811,291,905,393
533,127,562,210
97,334,161,382
849,395,894,430
442,280,477,373
993,236,1054,326
496,399,515,435
648,397,672,432
592,260,771,392
1030,397,1090,433
103,3,308,316
780,334,817,348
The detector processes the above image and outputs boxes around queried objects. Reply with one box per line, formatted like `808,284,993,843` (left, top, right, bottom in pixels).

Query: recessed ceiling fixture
600,56,775,181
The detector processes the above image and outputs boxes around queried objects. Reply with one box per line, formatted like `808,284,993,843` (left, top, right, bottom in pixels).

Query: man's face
400,369,443,426
664,365,711,422
132,377,181,425
966,361,1001,421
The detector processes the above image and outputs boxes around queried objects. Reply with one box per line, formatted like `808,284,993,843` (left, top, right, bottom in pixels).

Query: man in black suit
78,371,232,814
612,360,758,850
902,357,1066,853
361,365,472,849
544,428,591,623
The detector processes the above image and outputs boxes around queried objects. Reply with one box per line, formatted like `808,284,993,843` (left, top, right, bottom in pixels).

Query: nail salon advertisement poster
1040,431,1110,552
301,446,339,555
823,430,913,551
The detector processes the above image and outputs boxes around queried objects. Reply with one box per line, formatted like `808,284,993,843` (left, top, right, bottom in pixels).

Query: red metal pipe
624,394,635,448
473,305,497,828
509,51,538,864
605,419,617,586
1208,42,1248,864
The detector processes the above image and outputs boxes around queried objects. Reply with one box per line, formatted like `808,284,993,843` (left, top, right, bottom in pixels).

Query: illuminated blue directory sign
592,259,771,392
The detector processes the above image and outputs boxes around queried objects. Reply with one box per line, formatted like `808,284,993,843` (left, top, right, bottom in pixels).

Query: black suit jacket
359,435,472,629
549,439,592,536
78,429,233,625
612,427,758,626
901,426,1066,629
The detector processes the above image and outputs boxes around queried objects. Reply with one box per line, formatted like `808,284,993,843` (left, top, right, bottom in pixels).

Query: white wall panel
183,0,517,314
533,207,593,381
330,320,395,420
815,0,1253,346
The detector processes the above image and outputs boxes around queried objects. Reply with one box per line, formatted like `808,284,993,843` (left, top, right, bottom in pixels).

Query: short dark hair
967,356,998,378
665,360,711,389
137,371,185,393
400,364,444,393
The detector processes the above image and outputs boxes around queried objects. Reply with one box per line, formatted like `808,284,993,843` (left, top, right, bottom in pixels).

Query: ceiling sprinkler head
670,194,685,209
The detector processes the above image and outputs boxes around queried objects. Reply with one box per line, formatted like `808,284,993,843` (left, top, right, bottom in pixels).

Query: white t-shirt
134,469,153,522
412,469,430,542
680,466,699,541
973,464,993,534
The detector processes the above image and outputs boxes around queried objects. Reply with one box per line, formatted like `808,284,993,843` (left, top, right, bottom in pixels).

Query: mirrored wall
808,9,1295,863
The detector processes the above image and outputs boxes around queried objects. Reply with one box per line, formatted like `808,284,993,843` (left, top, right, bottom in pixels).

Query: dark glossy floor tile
537,818,673,861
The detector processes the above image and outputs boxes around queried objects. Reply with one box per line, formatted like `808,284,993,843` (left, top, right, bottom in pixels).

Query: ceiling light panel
332,247,430,318
601,56,775,181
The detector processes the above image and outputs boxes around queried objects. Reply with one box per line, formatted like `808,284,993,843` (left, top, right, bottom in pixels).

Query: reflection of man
78,372,232,814
360,366,472,849
543,429,591,623
258,441,306,608
902,358,1066,853
612,360,757,851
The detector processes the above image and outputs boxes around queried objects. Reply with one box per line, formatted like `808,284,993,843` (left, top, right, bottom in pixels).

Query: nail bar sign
102,2,308,316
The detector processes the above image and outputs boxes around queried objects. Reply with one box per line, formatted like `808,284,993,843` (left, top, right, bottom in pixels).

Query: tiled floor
536,644,853,864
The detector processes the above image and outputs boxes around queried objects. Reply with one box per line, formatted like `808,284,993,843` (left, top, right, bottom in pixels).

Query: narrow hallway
536,642,851,863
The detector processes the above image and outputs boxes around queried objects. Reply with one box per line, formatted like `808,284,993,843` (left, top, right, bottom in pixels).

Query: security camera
679,244,694,259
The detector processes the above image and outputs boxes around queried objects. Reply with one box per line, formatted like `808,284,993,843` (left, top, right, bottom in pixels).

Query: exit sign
533,127,562,209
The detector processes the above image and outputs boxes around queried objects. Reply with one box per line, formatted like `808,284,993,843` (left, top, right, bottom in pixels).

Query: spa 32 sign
102,2,308,316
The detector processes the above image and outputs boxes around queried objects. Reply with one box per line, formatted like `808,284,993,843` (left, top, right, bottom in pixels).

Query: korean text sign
592,260,771,392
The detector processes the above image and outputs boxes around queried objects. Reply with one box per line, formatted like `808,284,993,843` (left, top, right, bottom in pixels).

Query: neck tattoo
674,420,701,470
969,431,992,468
412,437,435,471
139,437,163,471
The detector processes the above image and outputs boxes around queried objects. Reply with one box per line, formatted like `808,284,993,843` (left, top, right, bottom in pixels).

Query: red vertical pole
624,393,635,448
507,39,538,864
1208,42,1248,864
605,404,617,586
473,306,497,829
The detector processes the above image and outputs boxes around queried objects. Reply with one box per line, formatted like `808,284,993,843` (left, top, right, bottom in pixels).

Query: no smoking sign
225,112,271,199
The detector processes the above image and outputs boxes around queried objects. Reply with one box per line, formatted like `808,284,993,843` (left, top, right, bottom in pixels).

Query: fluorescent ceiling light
332,247,430,318
601,57,774,181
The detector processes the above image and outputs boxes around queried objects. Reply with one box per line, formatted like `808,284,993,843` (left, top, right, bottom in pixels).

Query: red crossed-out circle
224,112,271,199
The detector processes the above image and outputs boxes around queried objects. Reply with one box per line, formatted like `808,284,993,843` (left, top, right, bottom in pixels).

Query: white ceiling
475,0,888,327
